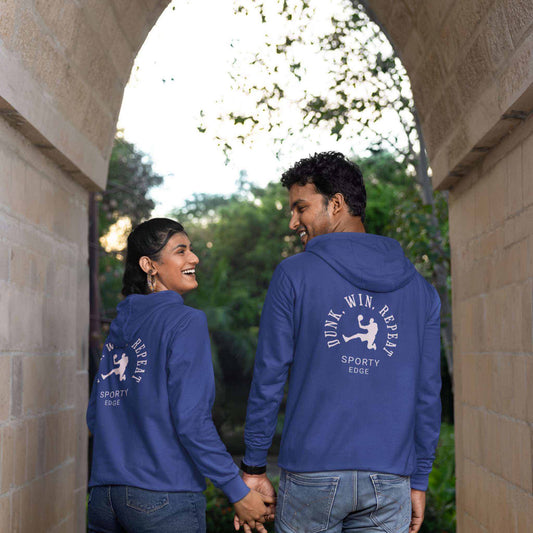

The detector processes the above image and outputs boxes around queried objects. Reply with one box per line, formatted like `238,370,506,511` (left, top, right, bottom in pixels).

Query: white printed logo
96,337,150,407
342,315,378,350
322,292,399,376
101,353,129,381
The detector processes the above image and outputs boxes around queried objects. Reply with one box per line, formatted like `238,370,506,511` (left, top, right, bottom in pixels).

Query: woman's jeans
87,485,206,533
275,469,411,533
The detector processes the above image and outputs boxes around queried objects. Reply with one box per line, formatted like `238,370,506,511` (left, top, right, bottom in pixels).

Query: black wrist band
240,461,267,475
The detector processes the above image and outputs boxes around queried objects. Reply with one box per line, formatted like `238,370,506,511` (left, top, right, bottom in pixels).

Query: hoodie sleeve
167,310,249,503
244,265,295,466
411,287,442,490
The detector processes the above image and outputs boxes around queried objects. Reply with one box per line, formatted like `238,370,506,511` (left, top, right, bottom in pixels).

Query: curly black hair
280,151,366,221
122,218,186,296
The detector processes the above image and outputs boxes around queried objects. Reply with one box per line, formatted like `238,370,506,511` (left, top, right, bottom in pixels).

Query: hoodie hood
108,290,184,346
305,232,416,293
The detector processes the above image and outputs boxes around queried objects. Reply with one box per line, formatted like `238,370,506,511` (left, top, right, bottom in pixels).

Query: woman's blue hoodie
87,290,249,503
244,232,441,490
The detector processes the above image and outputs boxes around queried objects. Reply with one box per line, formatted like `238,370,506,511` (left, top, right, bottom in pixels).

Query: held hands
234,473,277,532
233,488,275,533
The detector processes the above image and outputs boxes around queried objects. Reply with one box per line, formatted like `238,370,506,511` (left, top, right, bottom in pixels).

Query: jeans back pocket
280,472,339,533
126,486,169,514
370,473,411,533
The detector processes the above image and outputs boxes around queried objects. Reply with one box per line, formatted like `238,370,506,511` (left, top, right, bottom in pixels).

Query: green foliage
422,423,456,533
204,481,237,532
360,150,450,282
97,137,164,321
99,136,164,235
172,179,299,434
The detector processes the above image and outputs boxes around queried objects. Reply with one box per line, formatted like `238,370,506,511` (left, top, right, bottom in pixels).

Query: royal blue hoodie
87,290,249,503
244,232,441,491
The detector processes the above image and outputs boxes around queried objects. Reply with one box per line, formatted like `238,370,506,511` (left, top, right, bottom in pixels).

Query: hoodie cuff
220,474,250,504
409,472,429,491
243,447,269,468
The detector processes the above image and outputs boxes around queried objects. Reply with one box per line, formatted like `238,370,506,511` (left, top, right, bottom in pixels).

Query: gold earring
147,272,156,292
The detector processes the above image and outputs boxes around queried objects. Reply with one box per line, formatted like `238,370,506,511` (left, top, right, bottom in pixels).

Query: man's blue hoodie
244,232,441,490
87,290,249,503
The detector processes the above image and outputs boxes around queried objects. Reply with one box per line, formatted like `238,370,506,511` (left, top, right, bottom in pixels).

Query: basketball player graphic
101,353,129,381
343,315,378,350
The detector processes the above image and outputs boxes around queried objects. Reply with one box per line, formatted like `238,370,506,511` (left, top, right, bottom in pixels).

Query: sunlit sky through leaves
117,0,405,216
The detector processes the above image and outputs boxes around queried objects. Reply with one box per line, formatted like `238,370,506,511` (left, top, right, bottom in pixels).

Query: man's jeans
87,485,206,533
275,469,411,533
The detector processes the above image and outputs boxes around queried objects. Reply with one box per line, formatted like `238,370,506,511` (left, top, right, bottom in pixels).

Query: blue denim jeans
87,485,206,533
275,470,411,533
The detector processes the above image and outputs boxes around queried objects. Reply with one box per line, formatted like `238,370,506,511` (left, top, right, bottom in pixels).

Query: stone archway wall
365,0,533,531
0,1,170,530
0,0,531,531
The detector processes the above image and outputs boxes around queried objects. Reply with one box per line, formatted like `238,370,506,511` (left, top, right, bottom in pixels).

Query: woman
87,218,272,533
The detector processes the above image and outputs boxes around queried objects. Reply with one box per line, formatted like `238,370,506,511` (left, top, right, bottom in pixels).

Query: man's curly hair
280,151,366,221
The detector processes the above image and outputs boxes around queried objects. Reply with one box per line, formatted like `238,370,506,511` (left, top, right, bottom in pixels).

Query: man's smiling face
288,183,334,248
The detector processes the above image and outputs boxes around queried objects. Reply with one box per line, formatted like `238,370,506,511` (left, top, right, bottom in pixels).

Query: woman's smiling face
151,232,199,295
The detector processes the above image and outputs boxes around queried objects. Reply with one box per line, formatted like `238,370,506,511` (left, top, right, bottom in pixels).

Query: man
239,152,441,533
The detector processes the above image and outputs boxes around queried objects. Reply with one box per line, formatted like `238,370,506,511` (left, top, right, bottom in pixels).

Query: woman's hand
233,489,275,531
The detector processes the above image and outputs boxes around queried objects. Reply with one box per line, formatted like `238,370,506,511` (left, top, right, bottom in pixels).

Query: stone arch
365,1,533,531
0,0,531,530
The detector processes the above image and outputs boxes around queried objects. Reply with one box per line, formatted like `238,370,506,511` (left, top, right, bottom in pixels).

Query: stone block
82,95,115,155
462,512,487,533
412,51,445,119
424,91,453,157
0,0,17,48
11,354,22,418
462,459,490,526
513,486,533,533
0,356,10,422
474,179,490,238
12,8,48,72
44,409,75,472
13,422,26,487
0,493,10,533
0,282,9,351
8,288,43,352
9,157,27,222
22,355,74,415
461,354,491,408
503,0,533,47
521,280,532,353
109,30,136,84
0,147,13,212
112,0,150,51
484,412,531,490
0,424,14,494
486,159,507,229
461,404,486,464
26,416,45,481
23,477,45,531
507,144,523,217
514,205,533,243
497,32,533,112
456,33,491,107
522,131,533,208
486,473,516,533
484,2,515,72
423,0,454,29
491,355,528,420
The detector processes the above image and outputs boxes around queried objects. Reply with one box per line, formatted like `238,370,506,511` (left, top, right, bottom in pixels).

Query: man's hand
234,473,277,532
409,489,426,532
233,489,275,533
242,473,276,520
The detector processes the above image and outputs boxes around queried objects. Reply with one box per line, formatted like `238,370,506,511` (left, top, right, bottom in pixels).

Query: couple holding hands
87,152,442,533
